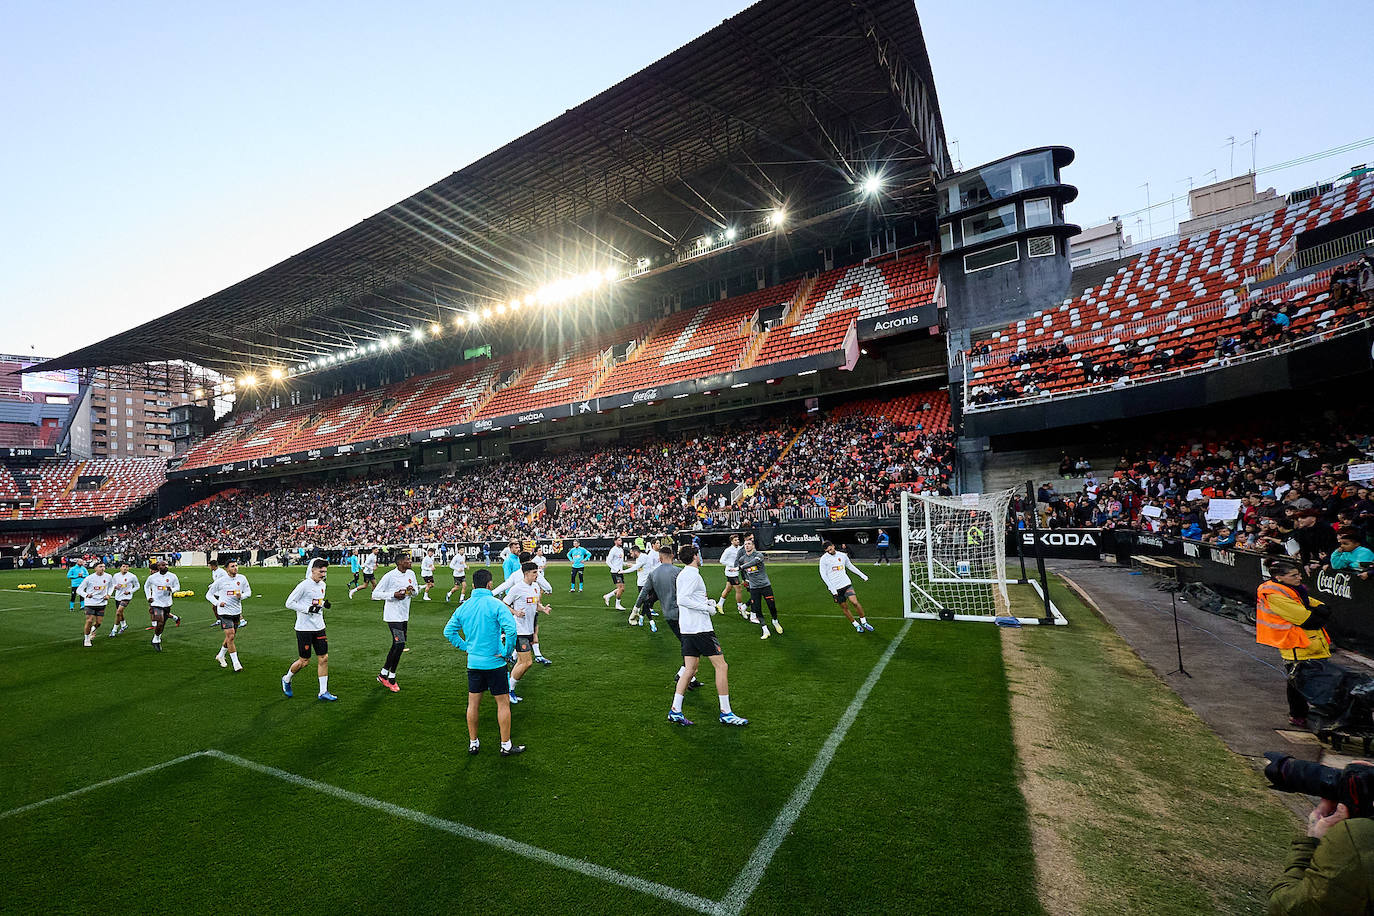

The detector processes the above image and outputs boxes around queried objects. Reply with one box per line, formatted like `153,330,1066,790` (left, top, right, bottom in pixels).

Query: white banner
305,518,319,528
1348,463,1374,482
1205,498,1243,523
427,509,444,520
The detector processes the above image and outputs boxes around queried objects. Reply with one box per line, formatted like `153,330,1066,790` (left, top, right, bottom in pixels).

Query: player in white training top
602,536,627,610
820,541,872,633
143,559,181,652
446,549,469,602
372,553,419,692
283,558,335,700
716,534,747,615
109,562,140,637
207,559,253,670
76,560,113,647
351,548,380,599
625,545,654,627
502,562,552,704
419,548,437,601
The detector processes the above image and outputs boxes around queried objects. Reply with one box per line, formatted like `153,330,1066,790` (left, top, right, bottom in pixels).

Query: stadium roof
33,0,949,379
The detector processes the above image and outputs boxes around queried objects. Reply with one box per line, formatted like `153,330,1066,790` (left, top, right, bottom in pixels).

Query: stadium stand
756,248,938,365
965,176,1374,405
354,356,516,440
0,457,165,520
742,391,954,515
78,389,955,554
599,284,801,394
477,321,656,418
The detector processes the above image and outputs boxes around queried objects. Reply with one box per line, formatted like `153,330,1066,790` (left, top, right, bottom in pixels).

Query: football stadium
5,1,1374,913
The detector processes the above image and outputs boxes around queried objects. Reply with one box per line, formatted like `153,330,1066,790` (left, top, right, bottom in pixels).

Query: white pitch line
0,637,79,653
202,749,718,914
715,618,913,916
0,750,212,820
0,589,70,597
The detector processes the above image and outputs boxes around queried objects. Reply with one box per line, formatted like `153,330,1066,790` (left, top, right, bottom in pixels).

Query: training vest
1255,581,1310,651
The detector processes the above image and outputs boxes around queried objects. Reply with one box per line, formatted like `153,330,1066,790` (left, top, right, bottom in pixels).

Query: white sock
319,676,328,694
283,669,294,683
671,693,684,713
217,647,227,660
470,738,479,749
230,652,241,668
380,668,391,678
501,740,512,751
615,602,624,610
152,634,161,643
603,591,613,600
854,620,863,629
676,665,686,681
719,694,731,714
532,643,541,657
510,676,520,692
859,616,868,625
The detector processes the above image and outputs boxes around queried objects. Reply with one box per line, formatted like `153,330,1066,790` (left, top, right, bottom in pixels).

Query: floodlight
770,210,786,227
862,175,882,195
703,235,714,246
411,328,424,341
193,387,205,399
269,368,284,381
239,373,258,387
724,228,737,240
496,304,506,315
455,315,466,327
430,323,441,336
482,307,493,319
509,299,521,310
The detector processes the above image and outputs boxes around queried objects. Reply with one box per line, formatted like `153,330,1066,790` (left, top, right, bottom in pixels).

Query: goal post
901,488,1067,625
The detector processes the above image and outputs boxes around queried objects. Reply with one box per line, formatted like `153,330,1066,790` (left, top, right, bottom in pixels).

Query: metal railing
964,312,1374,413
1289,226,1374,272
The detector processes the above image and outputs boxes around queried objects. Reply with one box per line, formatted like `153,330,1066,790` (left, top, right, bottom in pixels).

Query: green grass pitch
0,561,1041,915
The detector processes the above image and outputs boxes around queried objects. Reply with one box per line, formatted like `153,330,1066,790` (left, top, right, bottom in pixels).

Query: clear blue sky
3,0,1366,358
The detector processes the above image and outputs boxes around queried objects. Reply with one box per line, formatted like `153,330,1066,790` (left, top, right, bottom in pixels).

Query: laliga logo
631,388,658,403
1317,569,1353,600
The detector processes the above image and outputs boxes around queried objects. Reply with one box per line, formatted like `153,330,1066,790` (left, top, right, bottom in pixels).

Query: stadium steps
735,419,812,506
467,367,526,420
982,447,1117,496
737,275,816,371
60,460,87,497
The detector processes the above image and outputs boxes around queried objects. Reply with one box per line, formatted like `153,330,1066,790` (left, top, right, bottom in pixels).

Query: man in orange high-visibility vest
1256,559,1332,728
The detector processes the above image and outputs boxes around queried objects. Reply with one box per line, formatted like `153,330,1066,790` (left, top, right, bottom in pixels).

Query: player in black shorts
667,546,747,726
282,558,335,701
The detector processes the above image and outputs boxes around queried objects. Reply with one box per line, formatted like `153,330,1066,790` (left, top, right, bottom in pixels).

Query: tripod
1161,581,1191,678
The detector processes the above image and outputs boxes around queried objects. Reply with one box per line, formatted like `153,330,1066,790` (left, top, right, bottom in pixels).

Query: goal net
901,488,1014,621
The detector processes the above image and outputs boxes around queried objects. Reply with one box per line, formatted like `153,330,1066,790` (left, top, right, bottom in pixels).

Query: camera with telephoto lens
1264,752,1374,818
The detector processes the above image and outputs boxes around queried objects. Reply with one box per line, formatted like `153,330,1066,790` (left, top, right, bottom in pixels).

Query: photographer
1268,766,1374,914
1255,560,1332,728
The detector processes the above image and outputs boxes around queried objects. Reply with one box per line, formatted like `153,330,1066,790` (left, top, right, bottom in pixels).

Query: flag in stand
829,507,848,522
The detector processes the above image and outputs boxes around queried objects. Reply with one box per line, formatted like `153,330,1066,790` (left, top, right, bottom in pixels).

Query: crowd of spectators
743,407,953,517
968,255,1374,406
77,400,954,554
1032,420,1374,576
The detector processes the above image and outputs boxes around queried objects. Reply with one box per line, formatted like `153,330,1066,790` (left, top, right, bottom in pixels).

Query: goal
900,488,1030,622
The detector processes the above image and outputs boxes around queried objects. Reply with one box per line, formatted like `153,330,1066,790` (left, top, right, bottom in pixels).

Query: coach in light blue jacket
444,569,523,755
